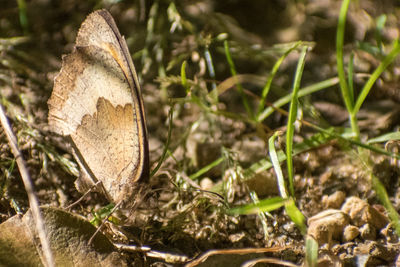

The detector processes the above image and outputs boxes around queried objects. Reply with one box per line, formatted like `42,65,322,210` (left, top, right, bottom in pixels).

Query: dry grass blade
115,243,189,264
185,247,289,267
0,102,54,267
242,258,299,267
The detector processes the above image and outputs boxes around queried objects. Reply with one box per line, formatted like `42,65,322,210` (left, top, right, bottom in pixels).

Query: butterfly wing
48,10,149,204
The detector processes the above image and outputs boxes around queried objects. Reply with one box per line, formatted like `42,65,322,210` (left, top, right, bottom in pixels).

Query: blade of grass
336,0,361,140
348,52,354,105
17,0,29,34
204,47,218,103
188,94,252,124
227,196,286,215
268,131,288,199
224,40,254,119
353,39,400,115
258,77,339,122
286,46,308,197
39,144,79,177
336,0,353,113
307,122,400,160
246,130,336,177
375,15,387,53
305,236,318,267
249,191,271,240
285,198,306,235
256,41,301,117
150,103,174,177
372,174,400,235
189,157,224,180
367,132,400,144
181,61,189,93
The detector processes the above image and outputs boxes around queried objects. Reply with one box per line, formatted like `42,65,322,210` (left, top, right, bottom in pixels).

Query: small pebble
200,177,214,190
341,196,389,229
343,225,359,242
307,209,349,246
380,223,399,243
322,191,346,209
359,223,376,240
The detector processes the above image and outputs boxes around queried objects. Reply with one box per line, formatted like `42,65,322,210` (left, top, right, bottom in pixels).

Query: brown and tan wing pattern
48,10,149,204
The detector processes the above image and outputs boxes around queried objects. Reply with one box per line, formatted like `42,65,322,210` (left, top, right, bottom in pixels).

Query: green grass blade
336,0,353,113
372,174,400,235
228,196,286,215
181,60,189,93
204,48,218,103
269,131,288,199
250,191,271,240
258,77,339,122
375,15,387,53
246,130,335,177
285,198,306,235
353,39,400,114
189,157,224,180
286,46,308,197
17,0,29,34
224,40,254,119
256,41,301,118
336,0,361,140
305,236,318,267
367,132,400,144
348,52,355,105
150,104,174,177
309,124,400,160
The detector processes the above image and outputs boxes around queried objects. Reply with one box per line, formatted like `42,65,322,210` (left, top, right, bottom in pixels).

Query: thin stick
0,102,55,267
115,243,189,264
88,201,121,245
185,247,288,267
65,180,102,209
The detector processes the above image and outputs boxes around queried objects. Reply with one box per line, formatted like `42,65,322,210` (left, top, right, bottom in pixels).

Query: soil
1,1,400,266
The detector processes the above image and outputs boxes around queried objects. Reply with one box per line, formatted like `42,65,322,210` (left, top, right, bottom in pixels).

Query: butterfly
48,9,149,205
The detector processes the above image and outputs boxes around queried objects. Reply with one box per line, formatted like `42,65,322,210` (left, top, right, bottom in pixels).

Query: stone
307,209,349,246
341,196,389,229
322,191,346,209
359,224,376,240
343,225,359,242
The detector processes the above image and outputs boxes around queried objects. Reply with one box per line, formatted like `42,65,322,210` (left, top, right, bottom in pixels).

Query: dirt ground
1,1,400,266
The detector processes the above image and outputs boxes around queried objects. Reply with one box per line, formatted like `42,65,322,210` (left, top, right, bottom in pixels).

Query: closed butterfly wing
48,10,149,204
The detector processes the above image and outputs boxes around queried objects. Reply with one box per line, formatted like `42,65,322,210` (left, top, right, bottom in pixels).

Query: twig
65,180,102,210
88,201,121,245
242,257,299,267
115,243,189,264
0,102,55,267
185,247,289,267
